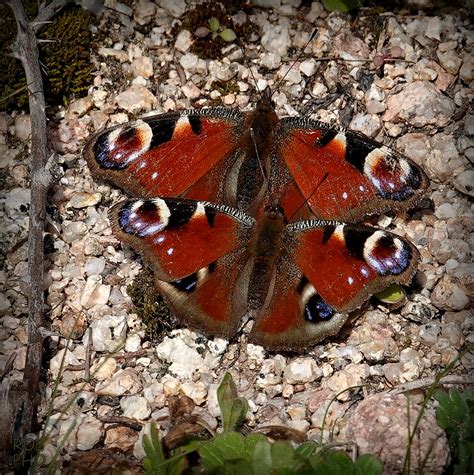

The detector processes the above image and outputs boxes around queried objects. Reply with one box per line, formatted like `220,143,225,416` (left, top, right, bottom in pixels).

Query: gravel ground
0,0,472,472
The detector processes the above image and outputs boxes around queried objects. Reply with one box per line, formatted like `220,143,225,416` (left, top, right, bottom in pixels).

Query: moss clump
127,267,177,342
0,4,96,110
174,0,257,60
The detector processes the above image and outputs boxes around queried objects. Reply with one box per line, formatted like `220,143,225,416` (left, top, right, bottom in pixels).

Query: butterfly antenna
250,127,267,184
237,41,265,102
288,172,328,221
272,28,318,98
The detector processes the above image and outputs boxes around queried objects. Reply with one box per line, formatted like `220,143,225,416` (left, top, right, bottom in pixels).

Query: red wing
250,221,419,351
110,198,254,281
287,221,419,312
249,258,348,351
274,118,428,222
155,248,250,338
84,109,246,201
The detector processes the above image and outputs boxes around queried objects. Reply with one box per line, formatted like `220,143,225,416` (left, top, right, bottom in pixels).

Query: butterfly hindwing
249,220,419,350
84,109,247,202
287,220,419,313
273,118,429,222
155,248,250,338
249,256,348,351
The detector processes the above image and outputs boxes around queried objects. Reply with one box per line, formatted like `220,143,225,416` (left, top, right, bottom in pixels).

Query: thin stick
3,0,71,449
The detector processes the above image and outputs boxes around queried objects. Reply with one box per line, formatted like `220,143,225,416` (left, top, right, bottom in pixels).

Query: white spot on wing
333,224,345,242
175,116,190,134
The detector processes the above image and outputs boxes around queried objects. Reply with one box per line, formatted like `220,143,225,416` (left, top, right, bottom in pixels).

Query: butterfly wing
84,109,248,203
250,221,419,350
110,198,254,337
273,118,428,222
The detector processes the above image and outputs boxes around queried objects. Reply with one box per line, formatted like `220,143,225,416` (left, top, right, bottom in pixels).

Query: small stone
437,49,462,75
383,81,455,127
115,86,156,113
325,345,364,364
299,59,317,76
130,56,153,79
121,395,151,420
440,322,464,348
104,426,139,451
59,312,86,339
181,83,201,99
159,0,186,17
181,381,208,405
346,393,448,473
0,294,11,315
90,357,117,380
156,331,219,379
97,47,128,62
209,61,239,81
95,368,143,396
323,364,369,401
76,415,103,451
435,203,457,220
431,275,469,311
90,314,126,351
84,257,106,276
49,348,80,377
179,53,207,75
425,16,441,40
70,192,101,209
307,1,324,22
63,222,88,243
262,21,291,56
453,170,474,197
14,114,31,141
175,30,192,53
133,0,156,25
283,358,321,384
459,53,473,82
80,278,111,309
125,334,141,352
349,113,382,137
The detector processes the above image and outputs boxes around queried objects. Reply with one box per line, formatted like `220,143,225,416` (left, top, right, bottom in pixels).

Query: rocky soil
0,0,472,472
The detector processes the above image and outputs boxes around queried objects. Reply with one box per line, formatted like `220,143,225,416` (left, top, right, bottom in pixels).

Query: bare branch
2,0,70,459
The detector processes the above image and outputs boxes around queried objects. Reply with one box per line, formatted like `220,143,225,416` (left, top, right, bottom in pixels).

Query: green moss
0,4,96,110
126,267,177,342
174,0,257,60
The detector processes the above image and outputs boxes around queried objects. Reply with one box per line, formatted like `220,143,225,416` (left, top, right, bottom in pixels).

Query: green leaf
322,0,362,12
310,449,354,474
199,432,247,470
295,442,317,458
354,454,383,475
219,28,236,42
251,439,272,474
271,441,295,469
374,284,405,304
209,17,220,32
217,372,248,432
245,433,268,458
142,422,167,475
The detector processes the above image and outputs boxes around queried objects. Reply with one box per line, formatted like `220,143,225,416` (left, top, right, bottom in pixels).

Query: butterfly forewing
273,117,429,222
84,109,247,201
110,198,254,281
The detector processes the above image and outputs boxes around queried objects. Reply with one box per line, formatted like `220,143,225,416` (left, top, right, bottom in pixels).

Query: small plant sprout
195,16,236,42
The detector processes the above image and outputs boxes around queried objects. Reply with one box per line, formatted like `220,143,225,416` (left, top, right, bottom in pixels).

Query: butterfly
84,87,428,351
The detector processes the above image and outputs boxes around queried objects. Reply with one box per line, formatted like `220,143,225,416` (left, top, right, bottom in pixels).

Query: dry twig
0,0,71,463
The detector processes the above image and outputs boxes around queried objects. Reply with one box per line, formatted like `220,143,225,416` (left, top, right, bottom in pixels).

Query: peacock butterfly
84,82,428,350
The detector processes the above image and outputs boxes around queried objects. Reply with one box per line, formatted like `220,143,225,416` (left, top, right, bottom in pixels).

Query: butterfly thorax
234,104,279,213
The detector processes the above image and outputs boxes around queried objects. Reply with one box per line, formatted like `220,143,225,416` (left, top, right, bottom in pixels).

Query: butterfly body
85,89,428,350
